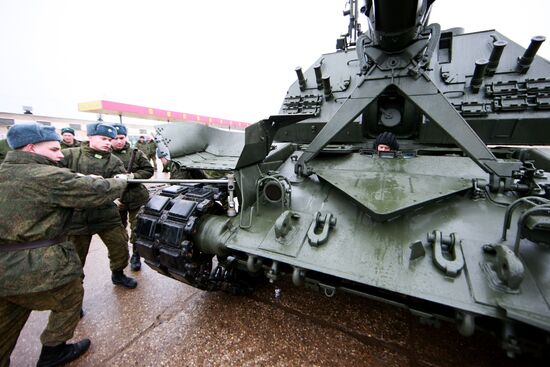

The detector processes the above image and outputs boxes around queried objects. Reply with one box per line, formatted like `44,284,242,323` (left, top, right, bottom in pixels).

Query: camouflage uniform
111,143,153,246
135,140,148,155
136,140,157,170
60,140,81,150
60,142,130,272
146,140,157,170
0,150,126,366
169,160,192,179
169,161,227,180
0,139,11,164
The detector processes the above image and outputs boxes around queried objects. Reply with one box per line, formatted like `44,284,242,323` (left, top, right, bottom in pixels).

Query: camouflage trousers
70,224,129,273
119,207,140,253
0,278,83,367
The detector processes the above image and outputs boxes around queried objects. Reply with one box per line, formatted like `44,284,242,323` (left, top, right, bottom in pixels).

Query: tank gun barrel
368,0,434,52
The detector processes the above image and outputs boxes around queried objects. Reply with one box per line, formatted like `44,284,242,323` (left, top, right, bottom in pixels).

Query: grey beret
86,123,117,139
7,123,61,149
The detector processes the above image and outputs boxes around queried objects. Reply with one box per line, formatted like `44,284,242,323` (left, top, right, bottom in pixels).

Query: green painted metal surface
139,0,550,357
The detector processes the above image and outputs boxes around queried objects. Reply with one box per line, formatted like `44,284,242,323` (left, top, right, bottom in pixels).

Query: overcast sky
1,0,549,124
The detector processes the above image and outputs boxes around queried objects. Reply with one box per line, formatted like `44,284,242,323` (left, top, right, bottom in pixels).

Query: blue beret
61,127,75,135
7,123,61,149
86,123,117,139
112,123,128,136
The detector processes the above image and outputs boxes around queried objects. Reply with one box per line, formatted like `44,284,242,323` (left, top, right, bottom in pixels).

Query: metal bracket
409,240,426,261
274,210,293,239
481,244,524,293
495,244,525,290
307,211,337,247
427,231,464,277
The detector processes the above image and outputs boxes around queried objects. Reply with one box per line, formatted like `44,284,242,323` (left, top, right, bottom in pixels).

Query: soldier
61,123,138,289
156,137,204,179
374,131,399,152
111,123,154,271
0,138,11,164
0,122,128,367
135,135,147,154
146,136,158,171
59,127,81,149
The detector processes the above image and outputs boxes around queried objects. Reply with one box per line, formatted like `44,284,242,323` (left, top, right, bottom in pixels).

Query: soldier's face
25,141,64,162
377,144,391,152
111,134,127,150
62,132,75,144
89,135,112,152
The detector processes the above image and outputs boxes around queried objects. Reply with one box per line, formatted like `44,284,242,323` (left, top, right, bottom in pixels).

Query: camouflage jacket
60,140,81,150
135,141,149,155
168,160,228,180
146,140,157,157
0,151,126,296
61,142,127,235
112,142,153,209
0,139,11,164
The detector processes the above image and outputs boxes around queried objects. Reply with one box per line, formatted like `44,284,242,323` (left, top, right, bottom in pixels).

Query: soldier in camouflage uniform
135,135,157,171
157,139,203,179
146,137,158,170
59,127,81,149
156,136,228,179
111,124,154,271
0,122,128,367
61,123,137,289
135,135,147,155
0,138,11,164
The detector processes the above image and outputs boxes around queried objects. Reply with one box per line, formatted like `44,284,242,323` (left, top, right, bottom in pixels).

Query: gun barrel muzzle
322,76,332,99
295,67,306,91
314,64,323,89
470,59,489,93
518,36,546,73
487,40,507,75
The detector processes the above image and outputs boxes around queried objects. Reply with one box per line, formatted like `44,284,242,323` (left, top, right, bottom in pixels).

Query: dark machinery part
134,183,251,293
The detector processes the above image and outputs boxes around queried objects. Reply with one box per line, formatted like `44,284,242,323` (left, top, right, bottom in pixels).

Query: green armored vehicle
133,0,550,357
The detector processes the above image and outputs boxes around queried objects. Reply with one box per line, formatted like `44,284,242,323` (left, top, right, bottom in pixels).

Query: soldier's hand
114,174,129,181
76,173,103,179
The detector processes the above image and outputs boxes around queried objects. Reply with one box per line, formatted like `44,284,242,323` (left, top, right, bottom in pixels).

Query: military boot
111,270,138,289
36,338,91,367
130,252,141,271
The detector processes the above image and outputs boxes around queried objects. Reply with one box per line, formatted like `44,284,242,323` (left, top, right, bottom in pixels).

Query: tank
132,0,550,357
